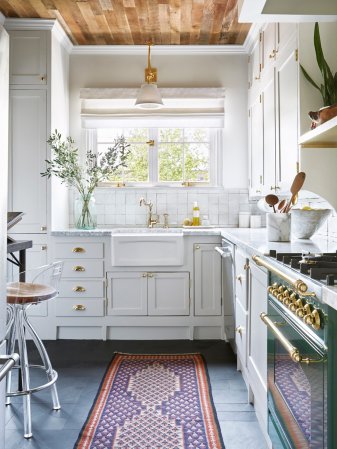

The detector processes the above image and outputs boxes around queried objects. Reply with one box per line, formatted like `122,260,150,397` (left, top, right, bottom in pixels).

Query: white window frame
93,126,222,188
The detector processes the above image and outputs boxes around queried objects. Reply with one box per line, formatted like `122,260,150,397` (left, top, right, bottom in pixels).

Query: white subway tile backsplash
69,187,260,228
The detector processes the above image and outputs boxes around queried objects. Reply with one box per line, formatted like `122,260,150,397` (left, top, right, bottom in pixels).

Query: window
96,127,219,186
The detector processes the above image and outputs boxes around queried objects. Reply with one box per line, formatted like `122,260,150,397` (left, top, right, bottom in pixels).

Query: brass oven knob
277,293,284,302
295,299,305,317
278,286,285,293
303,304,313,325
311,309,321,330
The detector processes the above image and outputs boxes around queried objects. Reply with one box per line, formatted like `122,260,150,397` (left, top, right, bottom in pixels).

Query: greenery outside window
97,127,220,186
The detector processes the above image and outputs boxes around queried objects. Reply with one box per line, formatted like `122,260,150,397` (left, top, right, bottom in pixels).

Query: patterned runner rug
74,353,225,449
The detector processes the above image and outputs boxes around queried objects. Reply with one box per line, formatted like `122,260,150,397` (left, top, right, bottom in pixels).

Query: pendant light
135,42,163,109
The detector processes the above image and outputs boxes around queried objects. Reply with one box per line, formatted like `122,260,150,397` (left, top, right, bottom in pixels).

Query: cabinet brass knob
236,274,243,283
73,286,86,292
73,266,85,272
244,263,249,271
195,245,200,250
142,273,147,277
147,273,154,278
73,304,86,311
72,247,85,253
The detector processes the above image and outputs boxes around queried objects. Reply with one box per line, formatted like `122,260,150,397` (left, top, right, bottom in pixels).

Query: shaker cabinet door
9,30,47,85
148,272,190,316
107,272,148,316
9,90,47,233
194,243,222,316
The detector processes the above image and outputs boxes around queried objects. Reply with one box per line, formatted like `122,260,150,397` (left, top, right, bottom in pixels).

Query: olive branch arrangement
41,130,130,228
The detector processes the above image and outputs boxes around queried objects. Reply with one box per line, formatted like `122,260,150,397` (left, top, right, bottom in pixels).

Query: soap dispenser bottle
192,202,200,226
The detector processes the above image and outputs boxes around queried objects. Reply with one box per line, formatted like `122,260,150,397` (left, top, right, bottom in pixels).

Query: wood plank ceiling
0,0,251,45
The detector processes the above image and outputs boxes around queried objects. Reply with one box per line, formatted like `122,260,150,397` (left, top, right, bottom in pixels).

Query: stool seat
7,282,57,304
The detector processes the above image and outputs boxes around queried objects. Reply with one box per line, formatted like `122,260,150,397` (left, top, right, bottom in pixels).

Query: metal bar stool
6,261,63,438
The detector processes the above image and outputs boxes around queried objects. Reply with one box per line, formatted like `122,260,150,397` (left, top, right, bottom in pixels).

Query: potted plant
300,22,337,129
41,130,130,229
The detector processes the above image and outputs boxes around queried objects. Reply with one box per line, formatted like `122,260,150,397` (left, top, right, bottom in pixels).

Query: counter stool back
6,261,63,438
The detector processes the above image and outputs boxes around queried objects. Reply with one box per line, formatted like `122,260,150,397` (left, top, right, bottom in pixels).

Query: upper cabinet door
276,47,299,189
249,95,264,194
262,24,277,72
263,77,277,193
9,90,47,233
9,30,47,85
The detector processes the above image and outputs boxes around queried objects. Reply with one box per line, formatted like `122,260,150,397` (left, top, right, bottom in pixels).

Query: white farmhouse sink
111,232,184,266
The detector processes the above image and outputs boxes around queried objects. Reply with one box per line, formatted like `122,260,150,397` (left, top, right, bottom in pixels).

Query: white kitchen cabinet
248,260,268,429
194,243,221,316
9,30,47,85
54,239,106,321
148,272,190,316
235,297,248,368
276,46,299,190
107,271,190,316
8,89,47,233
235,247,249,309
249,37,262,89
249,30,299,196
249,95,264,194
107,272,148,316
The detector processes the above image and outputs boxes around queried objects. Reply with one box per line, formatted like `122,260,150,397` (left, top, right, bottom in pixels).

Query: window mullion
149,128,158,184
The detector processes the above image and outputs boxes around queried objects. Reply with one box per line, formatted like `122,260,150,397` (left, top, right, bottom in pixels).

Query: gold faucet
139,198,158,228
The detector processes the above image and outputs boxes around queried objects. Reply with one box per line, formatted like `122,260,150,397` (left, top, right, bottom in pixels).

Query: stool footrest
6,366,58,397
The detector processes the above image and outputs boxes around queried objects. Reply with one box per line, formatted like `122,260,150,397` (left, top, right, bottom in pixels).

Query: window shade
80,88,225,128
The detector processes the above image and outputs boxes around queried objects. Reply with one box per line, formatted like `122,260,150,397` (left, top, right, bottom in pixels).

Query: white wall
69,53,249,189
0,23,9,449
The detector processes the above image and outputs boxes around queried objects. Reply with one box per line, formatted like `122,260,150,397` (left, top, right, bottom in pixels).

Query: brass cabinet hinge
295,49,298,62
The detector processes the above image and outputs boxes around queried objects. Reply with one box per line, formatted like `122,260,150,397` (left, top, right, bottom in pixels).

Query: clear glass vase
74,193,97,230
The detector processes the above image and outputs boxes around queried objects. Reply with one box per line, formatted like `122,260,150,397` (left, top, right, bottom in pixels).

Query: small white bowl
291,209,332,239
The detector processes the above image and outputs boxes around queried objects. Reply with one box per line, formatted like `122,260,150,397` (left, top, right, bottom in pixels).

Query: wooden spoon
285,172,306,212
277,199,286,212
265,194,279,213
287,193,298,212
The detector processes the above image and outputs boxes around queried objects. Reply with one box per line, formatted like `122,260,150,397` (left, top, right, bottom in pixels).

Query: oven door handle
215,247,232,258
260,313,324,364
253,255,315,297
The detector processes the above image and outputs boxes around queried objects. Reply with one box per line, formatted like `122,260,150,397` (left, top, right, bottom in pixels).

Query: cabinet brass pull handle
72,247,85,253
73,266,85,272
73,304,86,311
73,286,86,292
260,313,323,364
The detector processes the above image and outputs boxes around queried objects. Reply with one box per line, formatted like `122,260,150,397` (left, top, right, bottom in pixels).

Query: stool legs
23,310,60,410
5,305,61,438
17,308,32,439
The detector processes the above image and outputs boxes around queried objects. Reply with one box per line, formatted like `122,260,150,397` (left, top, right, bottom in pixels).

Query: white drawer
235,248,249,309
235,297,248,366
55,242,103,259
59,280,104,298
61,260,104,278
55,299,104,316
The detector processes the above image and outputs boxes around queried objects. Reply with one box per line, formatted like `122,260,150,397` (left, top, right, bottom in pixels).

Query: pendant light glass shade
135,83,164,109
135,42,164,109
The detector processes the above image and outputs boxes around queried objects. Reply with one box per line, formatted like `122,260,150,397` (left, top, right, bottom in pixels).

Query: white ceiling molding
72,44,247,56
80,87,226,100
4,18,72,53
242,23,261,54
3,17,250,56
0,12,5,26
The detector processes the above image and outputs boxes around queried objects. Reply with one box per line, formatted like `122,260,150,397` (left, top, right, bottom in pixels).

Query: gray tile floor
5,340,268,449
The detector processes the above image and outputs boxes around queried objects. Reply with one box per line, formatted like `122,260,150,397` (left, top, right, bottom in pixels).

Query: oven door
265,299,327,449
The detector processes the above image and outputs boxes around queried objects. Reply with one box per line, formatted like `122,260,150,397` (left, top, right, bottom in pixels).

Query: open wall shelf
299,116,337,148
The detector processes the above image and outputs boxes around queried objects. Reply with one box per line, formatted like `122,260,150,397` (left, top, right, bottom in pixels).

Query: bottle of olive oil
192,202,200,226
